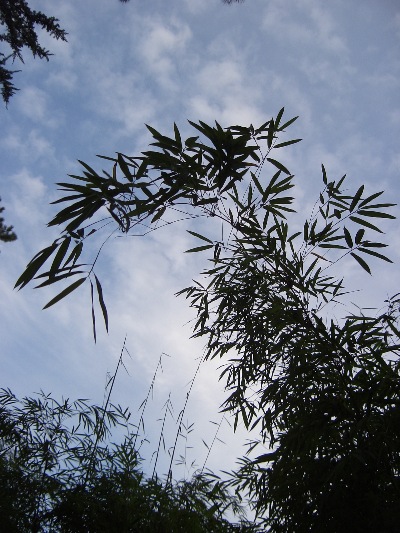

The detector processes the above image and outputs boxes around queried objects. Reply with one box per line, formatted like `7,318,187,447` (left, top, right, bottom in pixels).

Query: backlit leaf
43,277,86,309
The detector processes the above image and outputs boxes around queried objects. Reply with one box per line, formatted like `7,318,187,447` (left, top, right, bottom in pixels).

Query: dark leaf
358,248,393,263
274,138,302,149
95,275,109,332
349,215,383,233
185,244,214,253
266,158,291,175
277,115,298,131
90,280,97,343
43,277,86,309
151,206,166,223
15,243,58,289
350,252,371,274
343,227,353,248
350,185,364,212
187,230,213,244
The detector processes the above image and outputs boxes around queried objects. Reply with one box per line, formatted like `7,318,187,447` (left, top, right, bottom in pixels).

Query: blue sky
1,0,399,482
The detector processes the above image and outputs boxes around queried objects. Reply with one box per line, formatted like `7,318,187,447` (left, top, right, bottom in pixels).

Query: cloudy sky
1,0,399,482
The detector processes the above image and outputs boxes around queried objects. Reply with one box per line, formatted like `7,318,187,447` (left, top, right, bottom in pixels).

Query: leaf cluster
0,389,254,532
0,197,16,242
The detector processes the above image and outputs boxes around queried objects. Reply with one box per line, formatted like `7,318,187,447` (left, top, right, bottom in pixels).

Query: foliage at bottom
0,389,254,532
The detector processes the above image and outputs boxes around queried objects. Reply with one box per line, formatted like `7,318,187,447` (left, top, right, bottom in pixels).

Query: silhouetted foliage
17,112,400,530
0,0,67,104
0,198,16,242
0,389,254,532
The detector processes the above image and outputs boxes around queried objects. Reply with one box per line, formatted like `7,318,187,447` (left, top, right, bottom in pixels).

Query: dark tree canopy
0,0,67,104
0,198,16,242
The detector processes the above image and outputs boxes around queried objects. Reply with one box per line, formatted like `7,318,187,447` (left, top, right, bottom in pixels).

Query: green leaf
350,252,371,274
43,277,86,309
185,244,214,253
187,230,213,244
267,158,291,175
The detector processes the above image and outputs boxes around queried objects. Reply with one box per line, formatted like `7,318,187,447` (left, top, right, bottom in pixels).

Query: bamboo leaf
77,160,99,177
266,158,291,175
185,244,214,253
251,172,264,195
187,230,213,244
274,139,302,149
354,229,365,245
343,227,353,248
277,115,298,131
95,275,109,332
350,252,371,274
90,280,97,343
267,119,275,149
358,248,393,263
117,153,134,182
35,269,86,288
322,164,327,185
50,237,71,273
349,216,383,233
43,277,86,309
350,185,364,212
15,243,58,289
151,206,166,223
356,210,395,219
358,191,383,207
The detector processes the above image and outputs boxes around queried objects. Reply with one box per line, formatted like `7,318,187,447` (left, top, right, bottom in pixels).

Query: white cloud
16,87,47,121
4,129,54,159
15,87,61,128
137,17,192,90
263,0,348,56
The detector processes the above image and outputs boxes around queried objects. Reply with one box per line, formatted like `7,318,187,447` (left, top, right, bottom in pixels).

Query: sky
1,0,399,486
